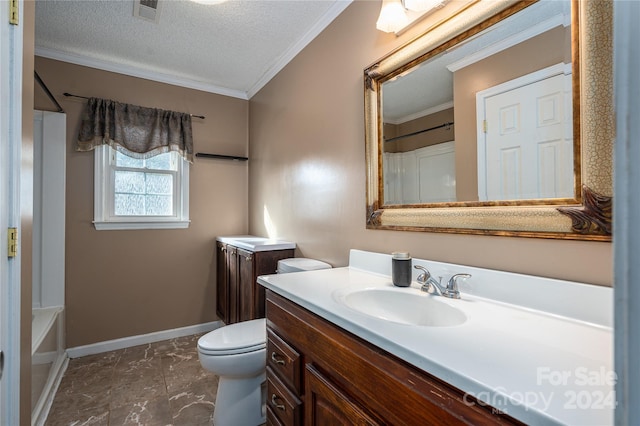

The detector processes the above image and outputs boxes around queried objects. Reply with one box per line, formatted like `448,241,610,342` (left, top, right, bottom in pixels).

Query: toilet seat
198,342,265,356
198,318,266,356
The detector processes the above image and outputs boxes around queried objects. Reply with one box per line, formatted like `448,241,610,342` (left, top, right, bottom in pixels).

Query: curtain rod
62,92,206,119
195,152,248,161
35,71,64,113
384,121,454,143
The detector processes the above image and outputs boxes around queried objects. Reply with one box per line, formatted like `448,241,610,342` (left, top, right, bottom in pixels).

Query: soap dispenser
392,252,412,287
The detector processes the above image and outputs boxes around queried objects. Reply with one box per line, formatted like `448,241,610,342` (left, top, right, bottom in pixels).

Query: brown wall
22,1,35,422
34,57,250,347
248,1,612,286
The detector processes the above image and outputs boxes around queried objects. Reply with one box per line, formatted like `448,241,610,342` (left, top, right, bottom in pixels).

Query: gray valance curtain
76,97,194,163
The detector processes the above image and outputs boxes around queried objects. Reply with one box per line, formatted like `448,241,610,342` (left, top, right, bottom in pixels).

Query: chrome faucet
414,265,471,299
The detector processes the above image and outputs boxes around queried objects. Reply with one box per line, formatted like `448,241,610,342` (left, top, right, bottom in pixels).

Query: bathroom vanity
216,236,295,324
258,250,613,425
265,290,521,425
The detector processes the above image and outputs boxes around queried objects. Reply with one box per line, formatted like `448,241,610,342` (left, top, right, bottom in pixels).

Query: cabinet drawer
266,405,285,426
267,329,302,394
267,367,302,426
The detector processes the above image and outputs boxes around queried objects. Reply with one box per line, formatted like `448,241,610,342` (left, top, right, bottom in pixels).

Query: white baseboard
66,321,223,358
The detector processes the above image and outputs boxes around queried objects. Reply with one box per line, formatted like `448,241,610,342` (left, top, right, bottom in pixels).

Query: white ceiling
35,0,352,100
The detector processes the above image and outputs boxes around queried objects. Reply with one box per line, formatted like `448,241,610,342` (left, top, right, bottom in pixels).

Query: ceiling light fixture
376,0,409,33
376,0,443,33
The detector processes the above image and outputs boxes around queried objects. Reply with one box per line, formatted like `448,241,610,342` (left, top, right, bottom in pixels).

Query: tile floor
45,334,219,426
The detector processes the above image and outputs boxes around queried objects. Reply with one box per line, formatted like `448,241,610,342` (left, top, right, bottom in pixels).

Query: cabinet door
305,365,380,426
237,248,255,322
227,245,239,324
215,242,228,323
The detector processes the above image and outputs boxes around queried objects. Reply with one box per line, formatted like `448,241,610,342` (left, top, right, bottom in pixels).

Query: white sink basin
335,288,467,327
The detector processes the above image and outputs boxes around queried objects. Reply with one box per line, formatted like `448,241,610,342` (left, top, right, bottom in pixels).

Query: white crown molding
387,100,454,125
246,0,353,99
446,13,569,73
35,46,250,100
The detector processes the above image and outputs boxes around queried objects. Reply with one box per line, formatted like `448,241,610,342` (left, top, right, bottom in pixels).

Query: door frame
475,62,572,200
614,1,640,424
0,1,23,425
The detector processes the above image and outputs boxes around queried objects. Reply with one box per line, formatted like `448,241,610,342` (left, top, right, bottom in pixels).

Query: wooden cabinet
216,241,294,325
228,245,239,323
265,290,525,426
215,242,228,322
238,247,254,321
305,364,380,425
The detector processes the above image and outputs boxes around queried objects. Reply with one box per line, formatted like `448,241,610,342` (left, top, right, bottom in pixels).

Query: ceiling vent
133,0,162,24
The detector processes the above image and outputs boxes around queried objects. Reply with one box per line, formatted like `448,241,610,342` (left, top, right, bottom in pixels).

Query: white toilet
198,257,331,426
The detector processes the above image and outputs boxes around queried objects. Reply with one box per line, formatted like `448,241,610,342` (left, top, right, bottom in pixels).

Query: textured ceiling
35,0,351,99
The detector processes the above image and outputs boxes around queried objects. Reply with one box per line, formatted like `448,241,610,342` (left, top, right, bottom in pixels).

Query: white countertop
216,235,296,252
258,250,613,425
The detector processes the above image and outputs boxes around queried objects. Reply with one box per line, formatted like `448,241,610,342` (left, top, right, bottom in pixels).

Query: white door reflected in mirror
477,64,574,201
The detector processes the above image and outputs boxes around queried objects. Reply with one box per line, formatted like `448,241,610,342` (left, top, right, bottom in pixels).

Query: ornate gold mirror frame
365,0,612,241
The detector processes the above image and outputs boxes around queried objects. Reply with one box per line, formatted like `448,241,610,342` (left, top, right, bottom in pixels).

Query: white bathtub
31,307,67,426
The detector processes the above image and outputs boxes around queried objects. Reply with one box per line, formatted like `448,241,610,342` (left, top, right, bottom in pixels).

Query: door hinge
9,0,18,25
483,120,488,133
8,228,17,258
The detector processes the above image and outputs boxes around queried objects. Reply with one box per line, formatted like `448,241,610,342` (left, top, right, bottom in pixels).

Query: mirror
382,0,573,204
364,0,613,240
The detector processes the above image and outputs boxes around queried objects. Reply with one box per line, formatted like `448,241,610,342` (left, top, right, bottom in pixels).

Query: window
94,145,189,230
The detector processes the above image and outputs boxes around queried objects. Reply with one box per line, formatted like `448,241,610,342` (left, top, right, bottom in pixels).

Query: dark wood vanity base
265,290,524,425
216,241,294,324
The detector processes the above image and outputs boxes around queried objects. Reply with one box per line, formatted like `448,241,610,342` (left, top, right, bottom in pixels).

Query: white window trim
93,145,190,230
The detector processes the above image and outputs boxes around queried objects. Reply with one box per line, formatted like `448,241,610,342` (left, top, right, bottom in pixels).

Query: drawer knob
271,394,286,411
271,351,286,365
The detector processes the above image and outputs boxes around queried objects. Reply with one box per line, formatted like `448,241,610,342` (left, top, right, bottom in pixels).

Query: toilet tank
277,258,332,274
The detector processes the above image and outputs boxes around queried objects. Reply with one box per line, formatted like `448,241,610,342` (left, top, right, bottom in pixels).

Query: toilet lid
277,258,332,273
198,318,266,355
